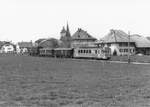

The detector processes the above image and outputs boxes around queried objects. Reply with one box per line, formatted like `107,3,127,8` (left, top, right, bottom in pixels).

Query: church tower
60,22,72,48
60,26,66,38
66,22,71,37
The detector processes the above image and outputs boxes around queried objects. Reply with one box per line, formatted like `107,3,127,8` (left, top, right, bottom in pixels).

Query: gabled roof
18,42,33,48
1,41,16,47
131,34,150,48
72,28,97,40
101,29,134,43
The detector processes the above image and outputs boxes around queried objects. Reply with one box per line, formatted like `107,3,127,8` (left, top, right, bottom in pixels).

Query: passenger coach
54,48,73,58
39,48,54,57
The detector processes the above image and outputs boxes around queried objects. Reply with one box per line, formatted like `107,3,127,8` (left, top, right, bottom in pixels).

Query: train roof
76,46,103,49
54,48,73,50
40,47,54,50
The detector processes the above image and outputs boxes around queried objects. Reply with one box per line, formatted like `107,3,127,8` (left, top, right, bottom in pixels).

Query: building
38,38,59,48
100,29,136,56
60,23,72,48
71,28,97,48
0,42,16,53
35,38,46,45
131,34,150,55
17,41,33,53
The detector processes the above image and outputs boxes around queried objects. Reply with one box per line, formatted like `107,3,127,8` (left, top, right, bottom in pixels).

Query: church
60,23,72,48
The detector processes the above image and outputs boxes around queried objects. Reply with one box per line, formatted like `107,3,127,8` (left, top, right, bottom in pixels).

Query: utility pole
128,31,130,64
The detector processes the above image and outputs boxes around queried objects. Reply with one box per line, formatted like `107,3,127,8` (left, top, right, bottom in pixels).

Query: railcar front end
73,47,111,60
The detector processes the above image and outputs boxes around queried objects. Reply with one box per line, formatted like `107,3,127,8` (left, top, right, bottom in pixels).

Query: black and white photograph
0,0,150,106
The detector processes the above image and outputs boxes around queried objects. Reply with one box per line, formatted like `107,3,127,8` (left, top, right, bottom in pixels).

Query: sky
0,0,150,43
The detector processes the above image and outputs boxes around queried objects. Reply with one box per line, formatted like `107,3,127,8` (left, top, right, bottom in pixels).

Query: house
71,28,97,48
17,42,33,53
1,42,16,53
131,34,150,55
99,29,136,56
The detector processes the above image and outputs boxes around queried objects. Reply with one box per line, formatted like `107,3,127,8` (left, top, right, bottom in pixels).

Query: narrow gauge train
39,48,73,58
74,46,111,60
35,46,111,60
29,46,40,56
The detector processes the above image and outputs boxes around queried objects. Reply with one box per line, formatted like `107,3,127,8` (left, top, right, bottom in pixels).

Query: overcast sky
0,0,150,42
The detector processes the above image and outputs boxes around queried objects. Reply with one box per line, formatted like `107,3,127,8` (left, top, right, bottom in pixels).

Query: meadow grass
0,55,149,107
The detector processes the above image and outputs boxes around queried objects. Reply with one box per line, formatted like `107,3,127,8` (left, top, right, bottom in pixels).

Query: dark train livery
29,46,111,60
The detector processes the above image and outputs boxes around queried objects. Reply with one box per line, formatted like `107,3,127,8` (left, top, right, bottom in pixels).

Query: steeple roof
66,22,71,37
60,26,66,33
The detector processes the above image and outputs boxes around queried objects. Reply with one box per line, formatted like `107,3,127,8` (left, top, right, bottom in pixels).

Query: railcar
39,48,54,57
29,46,40,56
30,46,111,60
54,48,74,58
73,46,111,60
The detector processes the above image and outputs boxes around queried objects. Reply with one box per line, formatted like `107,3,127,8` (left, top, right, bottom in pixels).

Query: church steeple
60,22,72,48
66,22,71,37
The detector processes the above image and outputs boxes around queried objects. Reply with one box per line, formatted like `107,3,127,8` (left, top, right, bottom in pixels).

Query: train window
83,50,84,53
78,50,80,53
99,50,101,54
86,50,88,53
124,49,128,52
80,50,82,53
89,50,91,53
95,50,97,54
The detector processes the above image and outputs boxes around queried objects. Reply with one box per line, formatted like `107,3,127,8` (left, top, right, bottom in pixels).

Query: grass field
0,55,150,107
111,55,150,63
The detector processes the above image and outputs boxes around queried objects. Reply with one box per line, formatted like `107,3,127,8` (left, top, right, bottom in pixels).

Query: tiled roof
131,34,150,48
72,28,97,40
38,38,59,48
35,38,46,44
101,29,134,43
18,42,33,48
